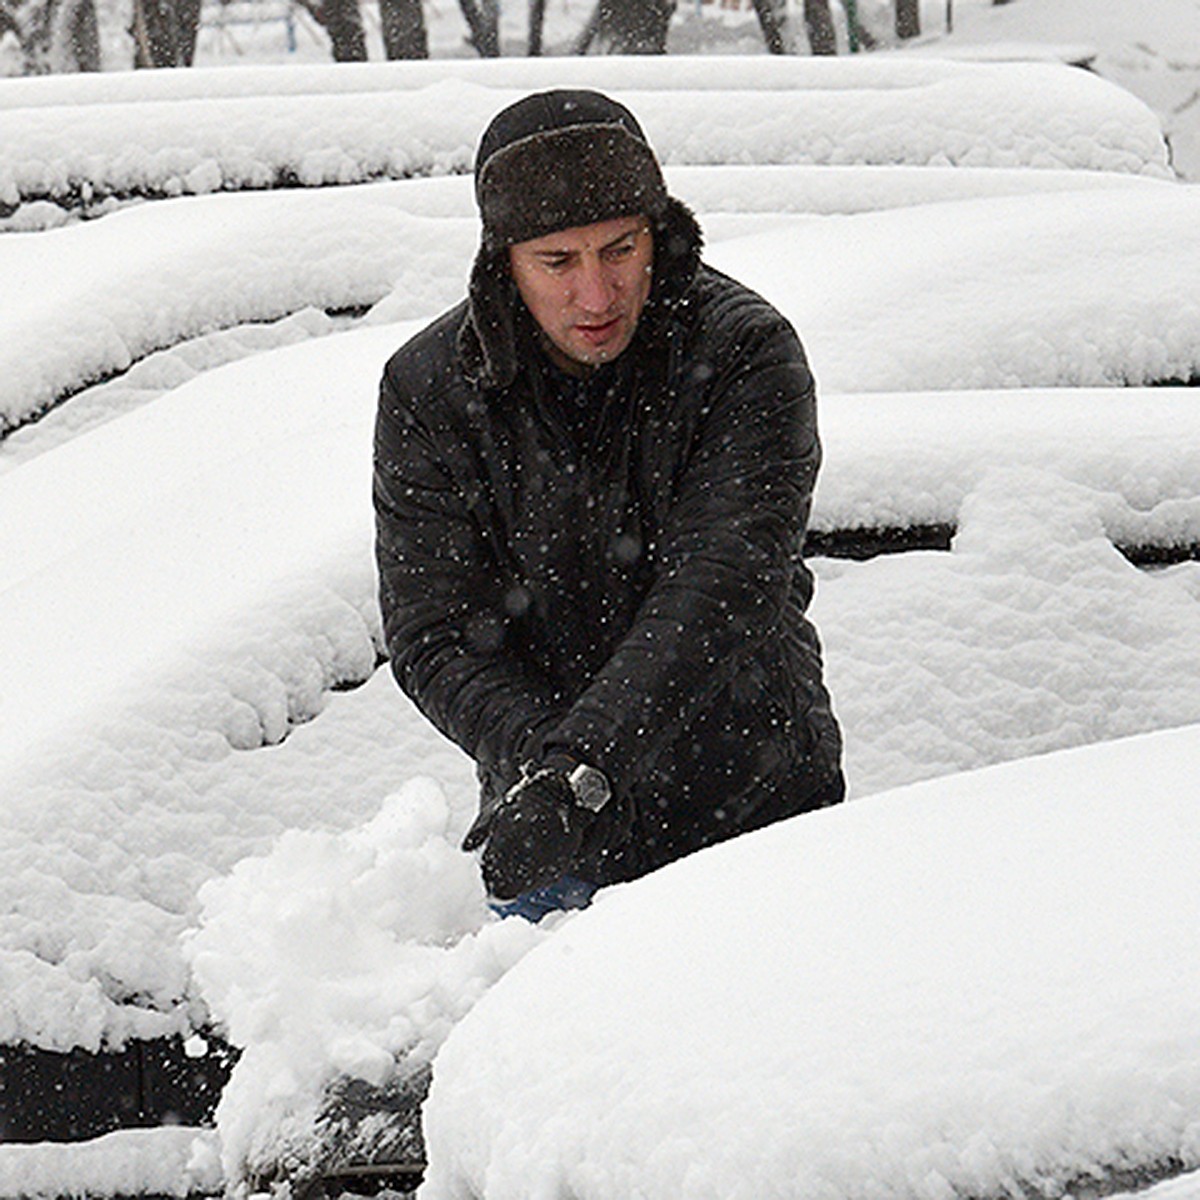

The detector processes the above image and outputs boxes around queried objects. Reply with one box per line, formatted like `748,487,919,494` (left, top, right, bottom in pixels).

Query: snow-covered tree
1,0,101,70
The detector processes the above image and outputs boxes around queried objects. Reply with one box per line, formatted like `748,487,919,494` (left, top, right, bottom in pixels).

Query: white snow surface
4,5,1200,1196
0,52,1142,107
911,0,1200,181
0,60,1170,212
8,327,1200,1114
185,778,547,1184
0,328,480,1051
0,1128,221,1199
4,172,1199,435
0,306,337,467
706,187,1200,394
0,188,472,434
421,726,1200,1200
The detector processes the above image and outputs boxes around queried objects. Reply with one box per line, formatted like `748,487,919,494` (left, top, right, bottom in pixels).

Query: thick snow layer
4,174,1198,434
0,307,336,469
421,725,1200,1200
0,1127,221,1198
671,162,1177,215
706,187,1200,393
0,53,1122,106
814,388,1200,541
0,187,473,434
0,60,1170,212
6,318,1200,1054
0,328,483,1050
915,0,1200,180
185,779,546,1183
815,466,1200,796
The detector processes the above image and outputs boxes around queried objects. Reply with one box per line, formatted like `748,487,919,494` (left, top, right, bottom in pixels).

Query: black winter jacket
374,200,843,886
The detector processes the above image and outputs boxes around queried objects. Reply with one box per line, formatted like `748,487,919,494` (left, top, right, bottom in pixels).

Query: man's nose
573,256,617,313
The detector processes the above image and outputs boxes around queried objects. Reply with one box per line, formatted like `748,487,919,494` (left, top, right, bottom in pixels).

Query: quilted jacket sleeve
540,302,821,798
374,361,566,784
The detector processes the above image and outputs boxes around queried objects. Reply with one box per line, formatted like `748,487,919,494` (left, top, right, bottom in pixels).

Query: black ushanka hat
459,89,699,389
474,89,671,251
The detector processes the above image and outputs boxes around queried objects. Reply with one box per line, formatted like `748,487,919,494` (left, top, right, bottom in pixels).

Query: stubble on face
508,215,654,374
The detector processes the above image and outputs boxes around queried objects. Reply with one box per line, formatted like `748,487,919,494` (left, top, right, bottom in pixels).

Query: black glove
476,768,594,902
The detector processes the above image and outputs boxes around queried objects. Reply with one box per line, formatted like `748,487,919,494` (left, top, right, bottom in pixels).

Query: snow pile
0,188,472,433
0,307,335,470
0,1127,221,1199
184,779,546,1186
918,0,1200,180
816,467,1200,795
814,387,1200,540
5,319,1200,1050
0,672,477,1052
708,186,1200,393
0,327,484,1050
5,173,1198,435
421,725,1200,1200
0,59,1171,212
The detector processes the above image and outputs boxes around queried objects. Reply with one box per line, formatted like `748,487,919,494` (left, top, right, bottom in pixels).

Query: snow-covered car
2,42,1199,1200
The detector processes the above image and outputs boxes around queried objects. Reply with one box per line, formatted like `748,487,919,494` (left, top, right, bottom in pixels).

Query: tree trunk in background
749,0,785,54
802,0,835,54
131,0,184,64
50,0,101,68
322,0,367,60
895,0,919,39
457,0,499,54
527,0,546,54
380,0,428,56
176,0,202,64
575,0,674,54
574,4,599,51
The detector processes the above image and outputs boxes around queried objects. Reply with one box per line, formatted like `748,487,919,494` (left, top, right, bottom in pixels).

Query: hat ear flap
461,248,520,389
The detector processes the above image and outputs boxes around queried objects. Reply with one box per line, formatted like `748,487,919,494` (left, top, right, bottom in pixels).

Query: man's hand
477,768,592,901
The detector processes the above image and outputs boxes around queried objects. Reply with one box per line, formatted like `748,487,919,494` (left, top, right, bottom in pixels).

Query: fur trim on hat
477,122,670,251
458,196,704,390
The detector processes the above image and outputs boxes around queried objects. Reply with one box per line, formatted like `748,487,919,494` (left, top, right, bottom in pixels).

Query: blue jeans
490,875,598,923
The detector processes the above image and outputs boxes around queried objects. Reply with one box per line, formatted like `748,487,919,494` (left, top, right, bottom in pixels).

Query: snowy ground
3,1,1200,1197
421,728,1200,1200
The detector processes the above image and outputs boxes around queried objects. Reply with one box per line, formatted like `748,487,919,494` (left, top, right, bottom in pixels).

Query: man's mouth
575,316,622,345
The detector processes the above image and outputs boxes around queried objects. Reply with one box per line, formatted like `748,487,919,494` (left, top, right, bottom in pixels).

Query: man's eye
605,243,634,261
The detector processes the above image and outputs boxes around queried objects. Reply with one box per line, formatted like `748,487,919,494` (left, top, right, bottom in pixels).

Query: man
374,89,844,920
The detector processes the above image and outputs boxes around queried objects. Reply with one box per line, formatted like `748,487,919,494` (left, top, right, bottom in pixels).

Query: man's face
508,214,653,371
